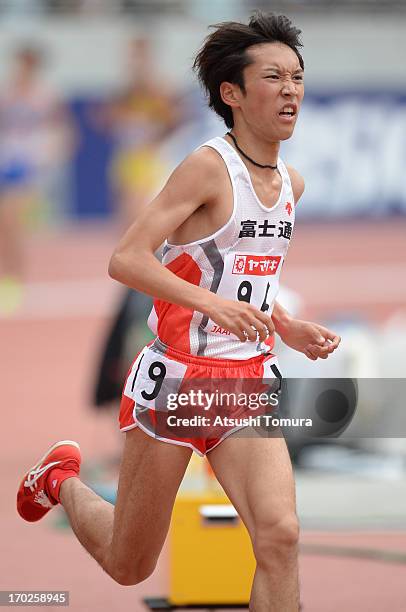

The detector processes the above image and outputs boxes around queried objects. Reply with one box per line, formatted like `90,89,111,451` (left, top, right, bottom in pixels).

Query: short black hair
193,11,304,128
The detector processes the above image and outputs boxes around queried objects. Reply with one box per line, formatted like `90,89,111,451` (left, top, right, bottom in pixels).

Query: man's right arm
108,148,273,342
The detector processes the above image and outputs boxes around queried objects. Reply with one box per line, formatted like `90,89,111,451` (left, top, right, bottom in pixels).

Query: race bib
206,252,284,338
124,347,187,411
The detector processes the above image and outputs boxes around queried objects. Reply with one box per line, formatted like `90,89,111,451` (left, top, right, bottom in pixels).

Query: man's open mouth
279,105,297,117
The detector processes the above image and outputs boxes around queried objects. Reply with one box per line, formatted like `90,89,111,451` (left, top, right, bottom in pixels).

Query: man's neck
228,124,280,169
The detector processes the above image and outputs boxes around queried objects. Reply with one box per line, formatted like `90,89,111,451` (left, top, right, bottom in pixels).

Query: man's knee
108,555,158,586
253,514,300,569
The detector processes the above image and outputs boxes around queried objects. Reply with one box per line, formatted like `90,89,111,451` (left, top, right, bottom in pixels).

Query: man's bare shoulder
286,165,305,204
180,145,227,179
166,144,227,203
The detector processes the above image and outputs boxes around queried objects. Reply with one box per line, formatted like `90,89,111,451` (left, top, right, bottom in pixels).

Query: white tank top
148,135,296,360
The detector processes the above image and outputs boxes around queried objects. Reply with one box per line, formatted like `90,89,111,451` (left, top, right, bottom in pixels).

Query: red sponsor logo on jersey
285,202,293,216
232,255,281,276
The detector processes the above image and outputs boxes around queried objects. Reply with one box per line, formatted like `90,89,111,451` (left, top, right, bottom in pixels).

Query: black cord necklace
226,132,278,170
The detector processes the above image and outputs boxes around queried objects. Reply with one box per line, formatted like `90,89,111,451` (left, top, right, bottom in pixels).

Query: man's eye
294,75,304,81
266,75,279,80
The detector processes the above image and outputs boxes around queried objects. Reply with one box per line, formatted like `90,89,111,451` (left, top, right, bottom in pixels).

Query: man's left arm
272,301,341,361
272,167,341,360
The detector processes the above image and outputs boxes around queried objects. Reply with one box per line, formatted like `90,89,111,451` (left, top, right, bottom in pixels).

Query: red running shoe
17,440,81,522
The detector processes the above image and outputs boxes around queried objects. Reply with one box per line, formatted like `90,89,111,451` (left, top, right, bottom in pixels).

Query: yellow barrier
169,492,255,606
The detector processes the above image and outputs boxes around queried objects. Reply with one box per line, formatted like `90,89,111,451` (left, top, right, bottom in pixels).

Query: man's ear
220,82,241,109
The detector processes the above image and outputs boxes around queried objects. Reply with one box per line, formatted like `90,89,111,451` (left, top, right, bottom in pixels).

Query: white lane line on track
285,264,406,305
1,279,120,320
1,263,405,320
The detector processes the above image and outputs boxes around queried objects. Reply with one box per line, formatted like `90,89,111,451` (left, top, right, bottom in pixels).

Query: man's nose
282,79,297,96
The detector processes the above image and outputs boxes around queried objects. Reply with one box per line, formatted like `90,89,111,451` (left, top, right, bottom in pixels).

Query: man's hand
277,318,341,360
205,296,275,343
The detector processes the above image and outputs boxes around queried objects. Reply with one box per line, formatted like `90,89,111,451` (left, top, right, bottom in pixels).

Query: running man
17,13,340,612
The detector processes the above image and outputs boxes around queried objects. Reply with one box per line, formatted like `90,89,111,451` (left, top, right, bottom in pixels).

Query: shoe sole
19,440,81,487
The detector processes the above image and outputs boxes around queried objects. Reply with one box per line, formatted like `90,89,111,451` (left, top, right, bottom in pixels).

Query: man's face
234,42,304,141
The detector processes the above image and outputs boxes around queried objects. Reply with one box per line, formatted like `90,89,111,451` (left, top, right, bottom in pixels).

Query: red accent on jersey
285,202,293,215
264,334,275,352
232,255,282,276
154,253,202,353
119,394,135,431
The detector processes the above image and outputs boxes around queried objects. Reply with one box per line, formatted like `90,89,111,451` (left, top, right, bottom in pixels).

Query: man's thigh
109,426,192,571
206,431,296,537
